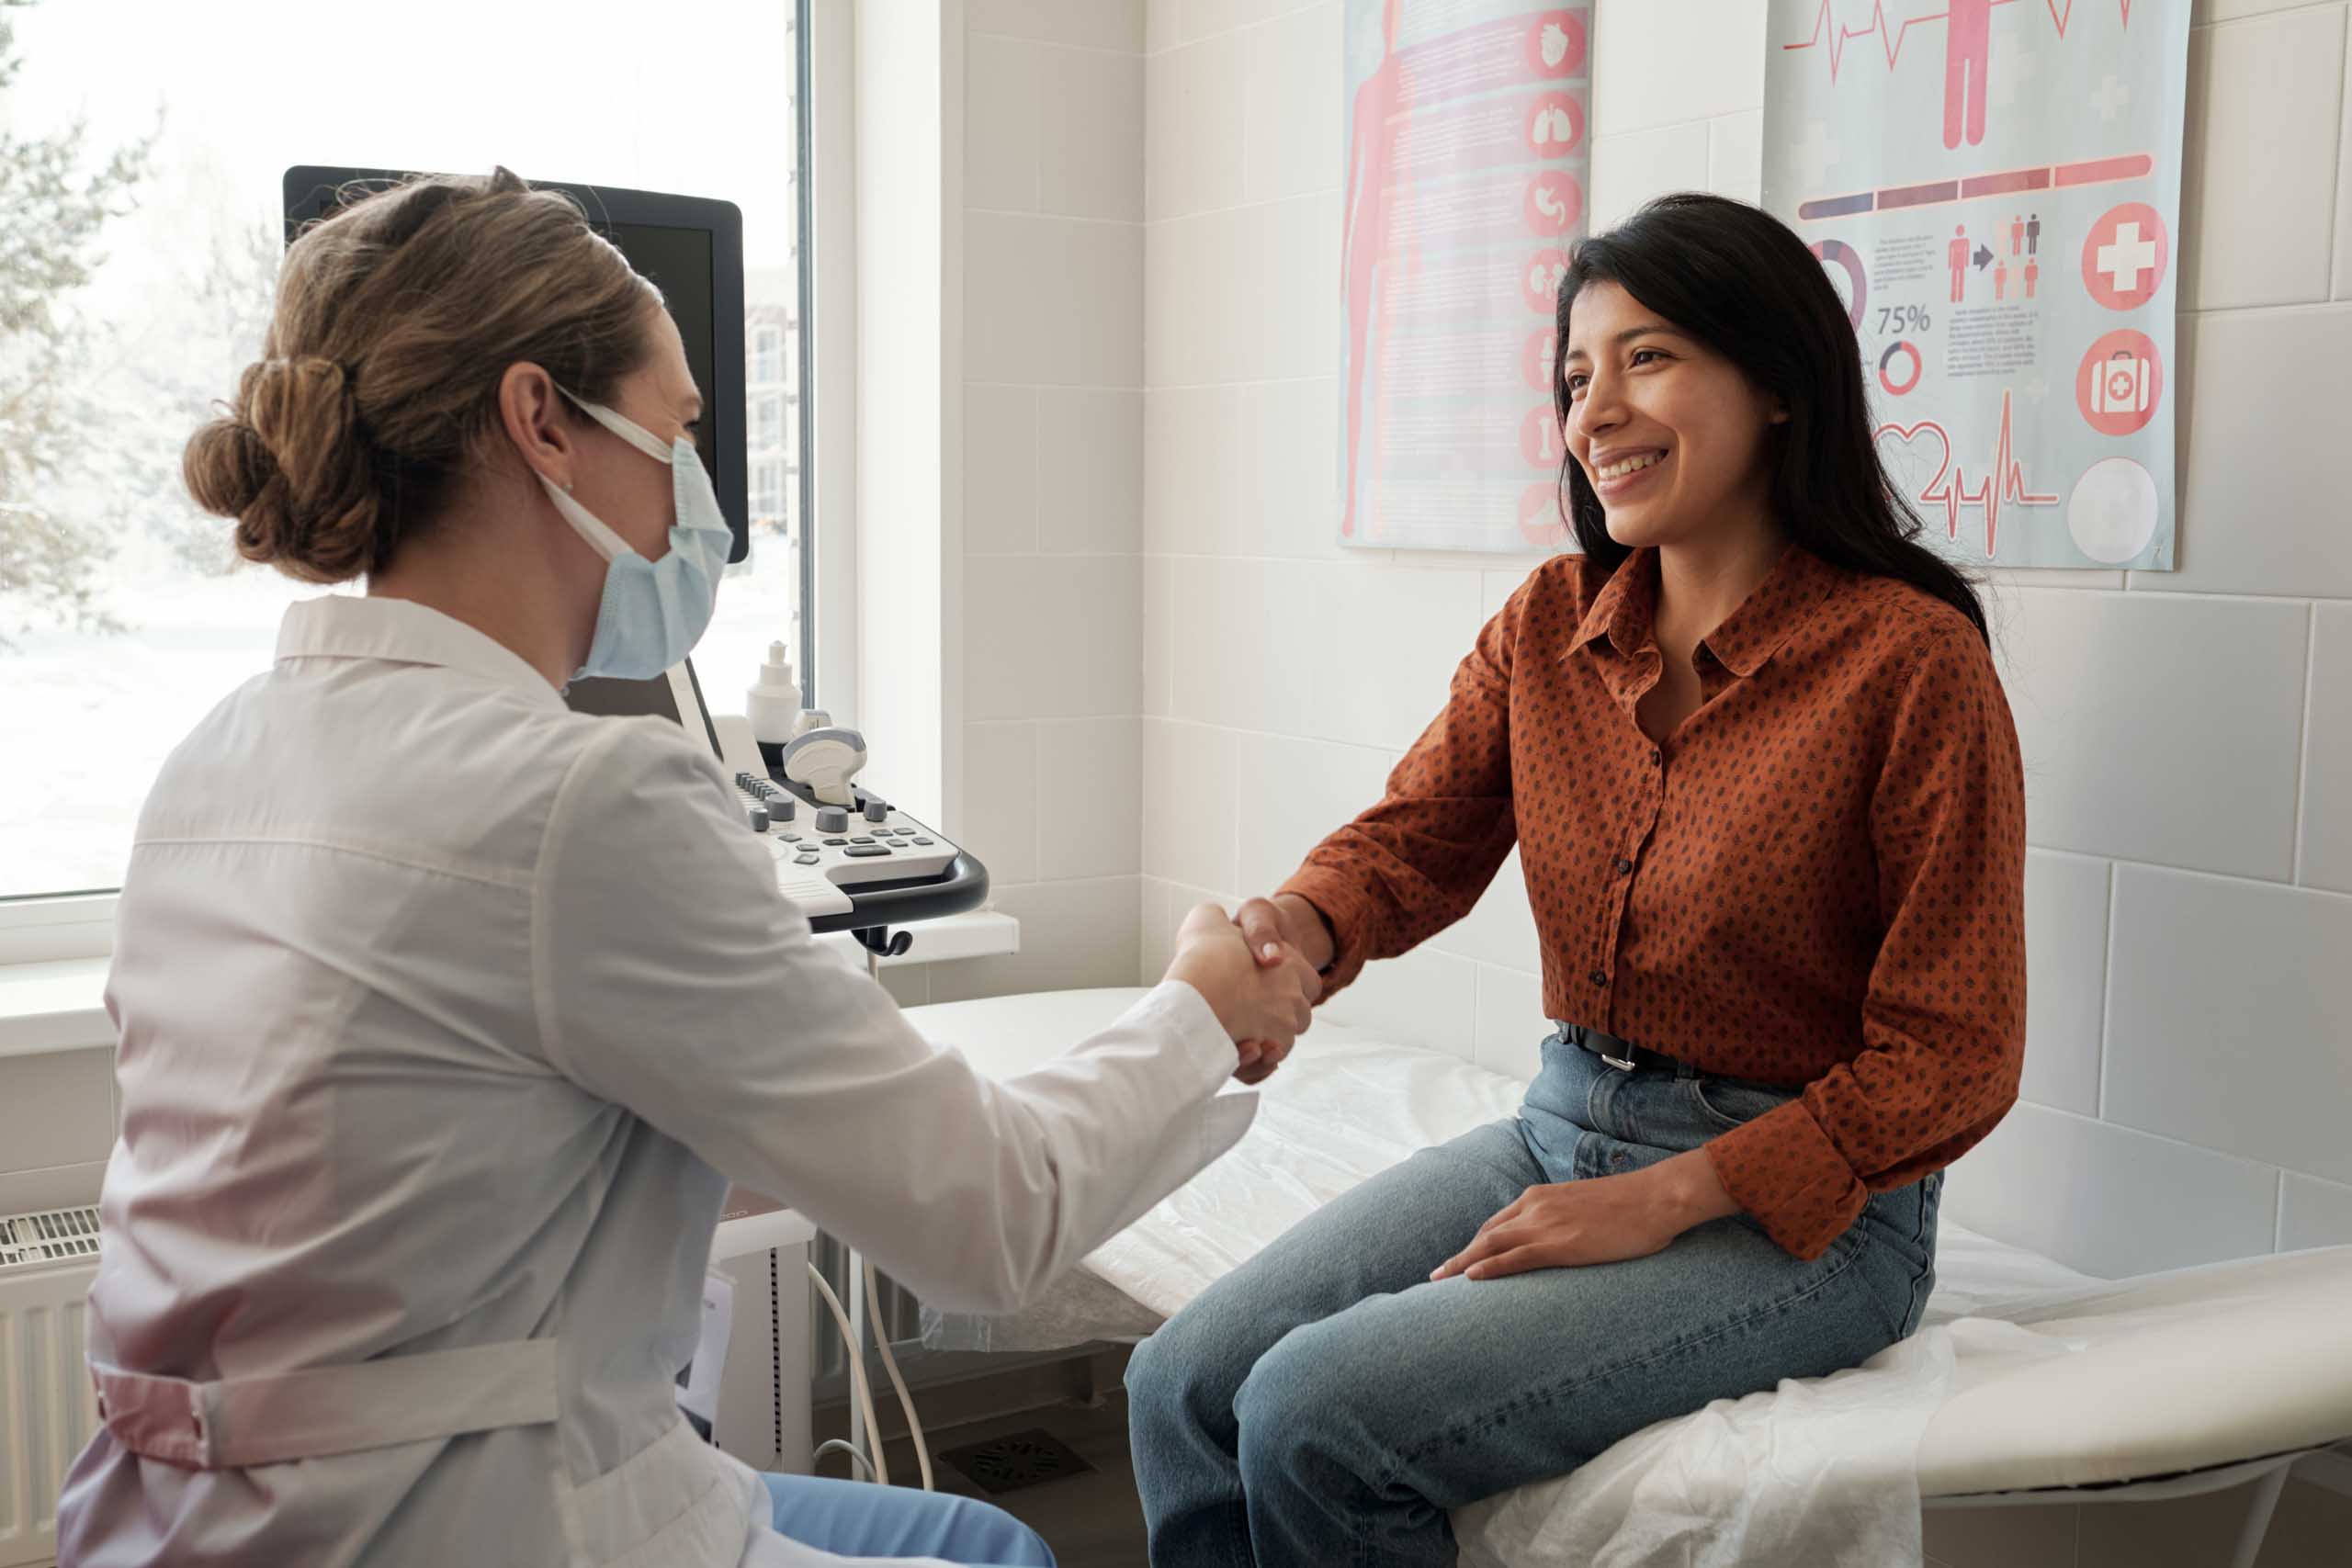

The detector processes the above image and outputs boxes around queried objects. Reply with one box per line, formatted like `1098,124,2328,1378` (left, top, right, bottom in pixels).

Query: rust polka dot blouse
1278,545,2028,1262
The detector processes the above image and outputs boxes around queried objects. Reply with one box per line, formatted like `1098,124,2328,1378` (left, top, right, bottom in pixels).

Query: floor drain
936,1427,1096,1495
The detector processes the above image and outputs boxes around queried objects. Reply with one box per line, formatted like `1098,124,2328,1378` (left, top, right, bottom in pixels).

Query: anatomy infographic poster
1763,2,2188,569
1339,3,1591,553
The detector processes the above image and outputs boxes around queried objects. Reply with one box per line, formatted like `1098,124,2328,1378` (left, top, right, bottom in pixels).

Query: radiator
0,1207,100,1568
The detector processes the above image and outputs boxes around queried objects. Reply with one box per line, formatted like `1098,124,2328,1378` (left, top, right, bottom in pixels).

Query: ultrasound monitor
281,166,748,563
562,664,727,761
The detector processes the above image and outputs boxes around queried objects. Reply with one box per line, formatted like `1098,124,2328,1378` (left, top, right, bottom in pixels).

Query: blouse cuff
1701,1098,1869,1262
1273,868,1376,999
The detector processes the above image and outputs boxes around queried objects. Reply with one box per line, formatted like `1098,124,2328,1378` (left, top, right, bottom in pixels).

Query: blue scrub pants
762,1472,1057,1565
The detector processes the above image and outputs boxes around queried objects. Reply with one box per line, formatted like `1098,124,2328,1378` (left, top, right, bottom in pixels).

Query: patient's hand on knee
1164,903,1320,1079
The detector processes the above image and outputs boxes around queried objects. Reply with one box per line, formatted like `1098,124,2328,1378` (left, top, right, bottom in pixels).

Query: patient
1125,193,2029,1567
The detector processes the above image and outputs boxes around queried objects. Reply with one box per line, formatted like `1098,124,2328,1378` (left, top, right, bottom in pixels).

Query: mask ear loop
557,385,676,464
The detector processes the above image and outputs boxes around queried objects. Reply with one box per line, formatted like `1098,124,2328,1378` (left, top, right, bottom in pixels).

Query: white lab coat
59,596,1257,1568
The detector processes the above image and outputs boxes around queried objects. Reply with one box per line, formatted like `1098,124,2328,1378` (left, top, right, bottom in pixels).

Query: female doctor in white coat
56,168,1321,1568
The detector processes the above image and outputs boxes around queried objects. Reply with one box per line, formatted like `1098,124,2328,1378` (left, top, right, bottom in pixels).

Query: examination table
905,988,2352,1568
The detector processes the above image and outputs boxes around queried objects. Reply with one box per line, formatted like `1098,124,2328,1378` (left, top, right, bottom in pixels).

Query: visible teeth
1599,452,1664,480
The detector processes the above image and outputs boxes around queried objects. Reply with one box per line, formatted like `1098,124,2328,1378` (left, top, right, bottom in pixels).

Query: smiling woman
1134,194,2028,1568
1551,193,1988,644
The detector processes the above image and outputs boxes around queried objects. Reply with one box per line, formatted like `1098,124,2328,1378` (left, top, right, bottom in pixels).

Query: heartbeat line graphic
1882,392,2058,559
1782,0,2134,84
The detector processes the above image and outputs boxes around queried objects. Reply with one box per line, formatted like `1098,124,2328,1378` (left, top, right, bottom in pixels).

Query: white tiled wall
1136,0,2352,1302
924,0,1152,1009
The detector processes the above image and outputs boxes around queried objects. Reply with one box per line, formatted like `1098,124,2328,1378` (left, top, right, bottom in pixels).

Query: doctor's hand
1164,901,1320,1080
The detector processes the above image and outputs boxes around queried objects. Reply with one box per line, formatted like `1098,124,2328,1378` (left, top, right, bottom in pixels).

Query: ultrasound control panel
729,771,959,923
564,660,986,933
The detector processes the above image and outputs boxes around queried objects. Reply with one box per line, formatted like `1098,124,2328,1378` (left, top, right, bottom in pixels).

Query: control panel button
816,807,849,833
843,845,892,858
795,853,820,866
823,838,849,847
747,806,769,833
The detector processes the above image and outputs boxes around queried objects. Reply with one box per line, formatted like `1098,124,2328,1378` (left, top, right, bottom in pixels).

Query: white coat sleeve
532,723,1257,1314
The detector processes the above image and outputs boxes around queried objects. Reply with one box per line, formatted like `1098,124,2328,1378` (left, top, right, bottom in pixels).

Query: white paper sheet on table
1451,1315,2081,1568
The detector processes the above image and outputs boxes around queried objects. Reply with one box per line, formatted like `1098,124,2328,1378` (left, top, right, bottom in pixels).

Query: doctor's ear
497,361,578,491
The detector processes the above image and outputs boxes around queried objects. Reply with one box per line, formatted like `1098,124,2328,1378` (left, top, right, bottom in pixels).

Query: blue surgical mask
540,389,734,682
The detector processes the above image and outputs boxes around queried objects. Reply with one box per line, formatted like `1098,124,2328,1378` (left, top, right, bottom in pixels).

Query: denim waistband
1551,1021,1808,1092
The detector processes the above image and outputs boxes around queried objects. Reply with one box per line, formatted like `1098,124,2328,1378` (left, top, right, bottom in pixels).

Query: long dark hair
1550,193,1987,643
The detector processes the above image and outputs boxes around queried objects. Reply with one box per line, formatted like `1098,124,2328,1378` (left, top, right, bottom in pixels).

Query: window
0,0,818,904
752,460,785,525
752,323,784,385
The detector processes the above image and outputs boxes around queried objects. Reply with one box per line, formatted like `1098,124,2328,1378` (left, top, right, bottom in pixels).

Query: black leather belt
1564,1023,1686,1075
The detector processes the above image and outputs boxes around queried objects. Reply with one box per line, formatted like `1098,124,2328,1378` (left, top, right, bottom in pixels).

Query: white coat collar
276,594,565,707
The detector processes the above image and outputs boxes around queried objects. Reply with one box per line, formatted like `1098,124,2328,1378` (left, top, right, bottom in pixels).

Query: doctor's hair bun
187,356,385,583
184,165,659,584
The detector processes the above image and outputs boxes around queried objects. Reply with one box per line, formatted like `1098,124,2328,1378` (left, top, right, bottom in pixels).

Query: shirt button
1651,748,1663,765
1614,857,1634,874
1589,968,1608,987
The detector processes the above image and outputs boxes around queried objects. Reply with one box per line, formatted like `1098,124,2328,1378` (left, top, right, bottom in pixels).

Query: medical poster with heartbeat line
1338,2,1592,553
1763,0,2188,570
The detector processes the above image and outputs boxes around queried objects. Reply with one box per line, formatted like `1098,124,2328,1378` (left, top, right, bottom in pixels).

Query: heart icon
1873,420,1952,501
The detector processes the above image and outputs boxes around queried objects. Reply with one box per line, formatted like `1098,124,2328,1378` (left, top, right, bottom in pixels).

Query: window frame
0,0,842,960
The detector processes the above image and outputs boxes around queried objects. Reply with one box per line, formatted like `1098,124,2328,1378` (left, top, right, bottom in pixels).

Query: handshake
1162,893,1337,1085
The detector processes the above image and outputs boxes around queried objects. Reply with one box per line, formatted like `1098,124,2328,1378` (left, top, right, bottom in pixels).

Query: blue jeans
1126,1024,1941,1568
762,1472,1057,1564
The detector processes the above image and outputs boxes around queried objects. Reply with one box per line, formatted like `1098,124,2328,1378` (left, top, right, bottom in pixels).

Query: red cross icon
2081,202,2168,311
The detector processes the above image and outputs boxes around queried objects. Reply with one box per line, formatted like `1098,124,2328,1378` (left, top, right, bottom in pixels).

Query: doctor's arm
533,728,1317,1315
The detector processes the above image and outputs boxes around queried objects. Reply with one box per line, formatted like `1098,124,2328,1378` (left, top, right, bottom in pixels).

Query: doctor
57,168,1319,1568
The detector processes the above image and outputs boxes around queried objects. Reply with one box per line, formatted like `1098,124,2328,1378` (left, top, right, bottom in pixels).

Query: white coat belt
91,1338,560,1470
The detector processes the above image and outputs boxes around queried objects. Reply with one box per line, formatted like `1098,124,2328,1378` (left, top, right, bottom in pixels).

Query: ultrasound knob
816,807,850,833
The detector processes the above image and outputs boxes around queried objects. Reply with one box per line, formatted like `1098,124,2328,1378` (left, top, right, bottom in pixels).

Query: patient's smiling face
1559,280,1785,553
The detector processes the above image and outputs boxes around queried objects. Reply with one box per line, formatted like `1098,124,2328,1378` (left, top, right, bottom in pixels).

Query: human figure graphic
1949,226,1970,304
1340,0,1406,540
1995,257,2009,300
2024,256,2040,298
1944,0,1992,149
2027,212,2041,256
2009,214,2023,255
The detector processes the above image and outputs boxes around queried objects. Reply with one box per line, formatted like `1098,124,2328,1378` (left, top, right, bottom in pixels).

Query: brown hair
186,167,658,583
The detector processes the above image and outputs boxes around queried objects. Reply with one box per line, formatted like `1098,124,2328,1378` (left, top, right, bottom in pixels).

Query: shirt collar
275,594,566,706
1566,543,1838,678
1568,548,1660,660
1702,544,1838,677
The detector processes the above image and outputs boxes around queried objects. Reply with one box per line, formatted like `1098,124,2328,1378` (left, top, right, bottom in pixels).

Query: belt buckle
1599,1045,1636,1072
